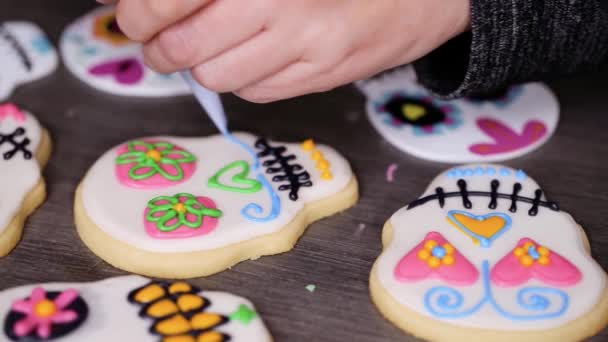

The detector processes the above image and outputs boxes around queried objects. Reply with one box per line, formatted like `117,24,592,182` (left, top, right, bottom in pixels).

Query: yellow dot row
301,139,333,180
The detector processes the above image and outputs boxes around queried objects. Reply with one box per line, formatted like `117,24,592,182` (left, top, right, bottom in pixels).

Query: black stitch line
0,127,32,160
255,138,312,201
509,183,522,212
0,25,32,71
457,179,472,209
489,179,500,209
529,189,543,216
435,187,445,208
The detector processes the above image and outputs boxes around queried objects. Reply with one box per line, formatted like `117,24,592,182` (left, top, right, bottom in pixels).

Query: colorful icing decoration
208,160,263,193
115,140,196,188
144,193,222,239
4,288,88,341
256,138,312,201
301,139,333,180
60,6,190,97
491,238,582,287
394,232,479,285
370,164,608,340
373,92,462,135
0,22,58,101
240,173,281,223
127,281,244,342
357,67,559,163
469,118,548,156
447,211,512,248
0,103,26,122
88,58,144,85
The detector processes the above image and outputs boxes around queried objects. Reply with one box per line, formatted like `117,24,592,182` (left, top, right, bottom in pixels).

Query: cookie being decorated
0,276,272,341
74,133,358,278
357,68,559,163
60,6,189,97
0,103,51,257
0,22,58,100
370,164,608,341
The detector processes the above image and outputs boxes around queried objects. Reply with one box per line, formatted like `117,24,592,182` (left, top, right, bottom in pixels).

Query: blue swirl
424,260,570,321
240,174,281,222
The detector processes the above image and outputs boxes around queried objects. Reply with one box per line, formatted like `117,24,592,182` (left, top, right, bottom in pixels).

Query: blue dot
500,168,511,176
516,169,527,180
475,167,485,175
447,170,458,178
431,246,446,258
464,168,474,176
527,245,540,260
486,167,496,176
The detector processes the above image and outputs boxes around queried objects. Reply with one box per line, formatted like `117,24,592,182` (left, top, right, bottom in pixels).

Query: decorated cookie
60,6,189,97
0,103,51,257
0,22,58,100
357,68,559,163
0,276,272,341
370,164,608,341
74,133,358,278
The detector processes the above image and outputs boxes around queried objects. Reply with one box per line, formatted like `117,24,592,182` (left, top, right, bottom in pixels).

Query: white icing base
0,22,58,100
0,276,272,341
60,6,190,97
358,68,560,163
374,164,607,330
80,133,353,252
0,111,42,233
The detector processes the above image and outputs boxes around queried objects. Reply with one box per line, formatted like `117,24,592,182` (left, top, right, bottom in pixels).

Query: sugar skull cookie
0,103,51,257
0,276,272,341
60,6,189,97
0,22,58,100
370,164,608,341
74,133,358,278
357,68,560,163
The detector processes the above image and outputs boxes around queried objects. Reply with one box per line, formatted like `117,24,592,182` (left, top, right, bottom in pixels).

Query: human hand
102,0,470,103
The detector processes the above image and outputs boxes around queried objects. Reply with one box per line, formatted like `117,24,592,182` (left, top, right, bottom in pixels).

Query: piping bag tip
180,70,228,135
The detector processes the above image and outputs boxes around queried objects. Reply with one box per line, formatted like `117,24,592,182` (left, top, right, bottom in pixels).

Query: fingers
116,0,212,42
143,0,271,74
190,30,301,93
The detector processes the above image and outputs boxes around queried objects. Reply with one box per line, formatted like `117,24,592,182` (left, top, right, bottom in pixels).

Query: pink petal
11,300,34,314
30,287,46,302
54,289,79,309
36,321,52,339
51,310,78,323
13,316,38,337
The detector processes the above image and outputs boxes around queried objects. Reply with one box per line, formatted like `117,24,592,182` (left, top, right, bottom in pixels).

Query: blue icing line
424,261,569,320
447,210,512,248
223,132,260,171
463,168,474,176
475,167,485,175
241,173,281,223
31,36,52,54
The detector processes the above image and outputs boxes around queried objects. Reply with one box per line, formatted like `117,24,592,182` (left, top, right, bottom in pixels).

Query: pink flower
10,287,79,339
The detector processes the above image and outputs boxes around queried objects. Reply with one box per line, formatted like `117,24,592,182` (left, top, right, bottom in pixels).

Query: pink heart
88,58,144,85
469,118,547,156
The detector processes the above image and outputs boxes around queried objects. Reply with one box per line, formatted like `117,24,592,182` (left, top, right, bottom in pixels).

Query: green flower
116,140,195,181
146,193,222,232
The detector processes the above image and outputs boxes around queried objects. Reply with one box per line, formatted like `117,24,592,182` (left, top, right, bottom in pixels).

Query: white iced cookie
357,68,560,163
0,276,272,341
0,22,58,100
60,6,189,97
74,133,358,278
0,103,51,257
370,164,608,341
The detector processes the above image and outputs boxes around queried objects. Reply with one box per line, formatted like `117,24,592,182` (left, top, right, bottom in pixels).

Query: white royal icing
0,276,272,341
357,68,560,163
60,6,190,97
374,164,607,330
0,109,42,234
80,133,353,252
0,22,58,100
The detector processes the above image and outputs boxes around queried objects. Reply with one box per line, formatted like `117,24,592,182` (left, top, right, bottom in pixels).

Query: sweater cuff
413,0,608,99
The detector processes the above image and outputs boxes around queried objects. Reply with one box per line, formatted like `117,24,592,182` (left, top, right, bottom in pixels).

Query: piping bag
180,70,228,135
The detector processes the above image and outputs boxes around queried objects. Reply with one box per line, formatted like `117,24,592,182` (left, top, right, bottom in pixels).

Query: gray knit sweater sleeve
413,0,608,98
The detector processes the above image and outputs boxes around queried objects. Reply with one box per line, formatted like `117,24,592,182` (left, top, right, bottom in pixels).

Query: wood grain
1,2,607,341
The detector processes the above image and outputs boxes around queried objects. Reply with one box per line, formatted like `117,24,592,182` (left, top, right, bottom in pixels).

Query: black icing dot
383,96,445,126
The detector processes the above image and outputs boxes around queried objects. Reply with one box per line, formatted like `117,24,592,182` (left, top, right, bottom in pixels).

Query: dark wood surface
1,1,607,341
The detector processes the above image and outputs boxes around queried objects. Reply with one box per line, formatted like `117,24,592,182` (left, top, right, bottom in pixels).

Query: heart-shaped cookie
208,160,262,194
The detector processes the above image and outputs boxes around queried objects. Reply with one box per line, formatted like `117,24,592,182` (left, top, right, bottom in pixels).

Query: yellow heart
449,213,507,244
401,104,426,121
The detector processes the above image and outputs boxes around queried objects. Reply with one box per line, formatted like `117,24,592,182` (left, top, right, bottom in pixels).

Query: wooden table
1,1,607,341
